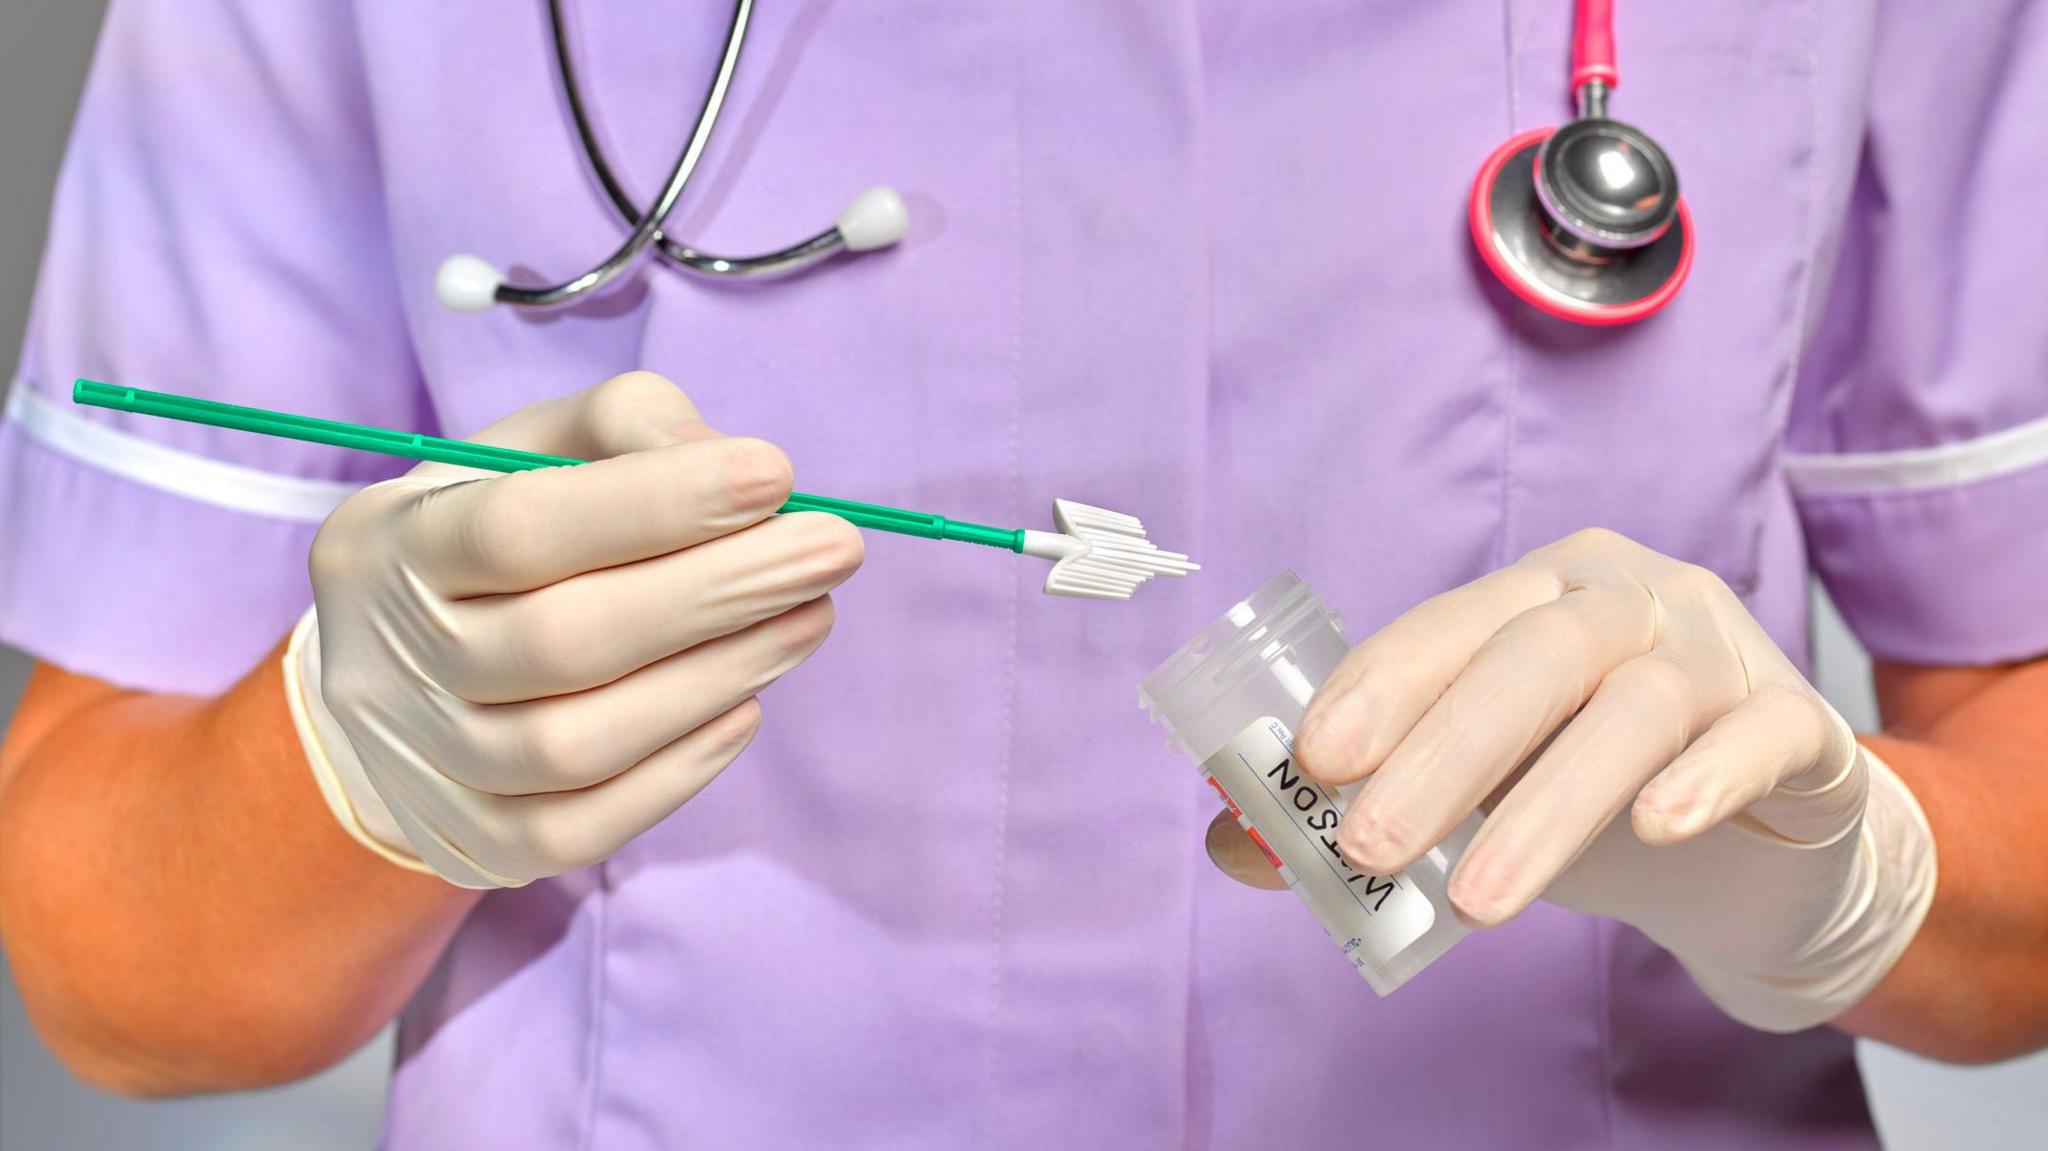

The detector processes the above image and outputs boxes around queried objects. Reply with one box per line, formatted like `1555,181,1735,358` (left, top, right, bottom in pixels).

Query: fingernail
1448,872,1514,927
1298,709,1363,781
670,418,721,445
1335,811,1376,871
1451,891,1507,929
1448,848,1495,898
1338,805,1407,874
1294,711,1330,761
1634,788,1708,842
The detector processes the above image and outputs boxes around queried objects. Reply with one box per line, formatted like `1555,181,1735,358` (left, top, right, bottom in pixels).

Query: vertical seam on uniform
985,0,1024,1143
1753,0,1827,596
1774,0,1828,428
575,865,614,1151
1595,919,1619,1149
343,0,440,436
1496,0,1524,570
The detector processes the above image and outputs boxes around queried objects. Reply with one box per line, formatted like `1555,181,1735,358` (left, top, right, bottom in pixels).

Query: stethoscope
435,0,906,312
441,0,1685,327
1470,0,1692,325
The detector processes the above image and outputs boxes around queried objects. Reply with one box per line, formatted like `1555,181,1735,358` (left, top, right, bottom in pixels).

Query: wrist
1679,740,1938,1032
282,608,437,877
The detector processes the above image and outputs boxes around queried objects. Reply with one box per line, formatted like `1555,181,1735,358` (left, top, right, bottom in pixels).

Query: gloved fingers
411,371,717,483
431,511,865,703
442,596,835,796
1445,651,1713,926
402,434,795,597
1205,809,1291,891
1332,581,1655,875
1297,562,1562,785
1633,687,1862,847
470,698,765,883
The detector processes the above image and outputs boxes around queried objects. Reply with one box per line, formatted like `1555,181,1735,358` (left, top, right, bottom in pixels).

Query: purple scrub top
6,2,2047,1147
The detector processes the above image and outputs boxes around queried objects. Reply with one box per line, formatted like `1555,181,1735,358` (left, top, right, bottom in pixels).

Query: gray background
0,4,2041,1148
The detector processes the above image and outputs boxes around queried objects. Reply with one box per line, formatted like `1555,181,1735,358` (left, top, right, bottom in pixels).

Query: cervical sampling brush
72,380,1198,601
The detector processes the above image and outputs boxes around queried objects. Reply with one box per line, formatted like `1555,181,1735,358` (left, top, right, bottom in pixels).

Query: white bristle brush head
1020,498,1200,600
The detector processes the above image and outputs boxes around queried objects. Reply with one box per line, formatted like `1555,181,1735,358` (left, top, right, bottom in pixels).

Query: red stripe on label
1206,776,1243,818
1245,827,1284,870
1206,774,1278,870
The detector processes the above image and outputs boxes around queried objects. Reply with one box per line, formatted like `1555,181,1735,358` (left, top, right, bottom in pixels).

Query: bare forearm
0,646,476,1094
1833,660,2048,1062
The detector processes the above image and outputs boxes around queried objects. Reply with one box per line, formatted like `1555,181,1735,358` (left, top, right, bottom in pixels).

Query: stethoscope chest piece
1468,0,1693,326
1471,126,1691,326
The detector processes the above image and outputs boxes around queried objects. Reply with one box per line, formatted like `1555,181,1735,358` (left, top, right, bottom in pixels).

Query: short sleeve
1785,0,2048,666
0,0,427,693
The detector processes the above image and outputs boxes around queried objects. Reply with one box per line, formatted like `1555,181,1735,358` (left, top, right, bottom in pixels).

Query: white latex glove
1276,528,1936,1032
283,371,863,888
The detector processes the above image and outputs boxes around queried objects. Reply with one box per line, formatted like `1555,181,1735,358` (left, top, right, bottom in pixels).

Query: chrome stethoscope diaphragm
436,0,907,313
1469,0,1692,325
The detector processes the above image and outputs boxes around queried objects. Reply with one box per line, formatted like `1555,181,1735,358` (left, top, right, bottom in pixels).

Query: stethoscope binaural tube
1468,0,1693,326
435,0,909,313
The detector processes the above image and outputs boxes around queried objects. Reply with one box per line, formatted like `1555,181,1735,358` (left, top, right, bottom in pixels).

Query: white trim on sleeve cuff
1784,409,2048,498
5,380,359,522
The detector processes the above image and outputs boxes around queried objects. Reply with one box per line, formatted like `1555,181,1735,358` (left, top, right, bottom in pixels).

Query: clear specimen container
1141,570,1478,994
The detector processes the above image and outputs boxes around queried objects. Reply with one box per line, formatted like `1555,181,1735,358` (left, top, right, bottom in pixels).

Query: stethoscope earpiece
435,254,507,313
836,187,911,253
1469,0,1692,326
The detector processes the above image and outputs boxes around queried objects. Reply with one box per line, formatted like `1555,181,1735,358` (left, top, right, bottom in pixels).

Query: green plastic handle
73,380,1025,552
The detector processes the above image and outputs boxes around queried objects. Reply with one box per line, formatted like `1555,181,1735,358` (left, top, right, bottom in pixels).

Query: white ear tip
837,186,908,252
436,254,504,312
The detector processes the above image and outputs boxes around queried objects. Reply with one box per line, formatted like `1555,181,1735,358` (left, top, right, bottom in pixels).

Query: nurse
2,3,2045,1148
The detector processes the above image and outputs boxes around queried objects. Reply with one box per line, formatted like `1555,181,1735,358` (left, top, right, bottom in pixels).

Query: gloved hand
1216,528,1937,1032
283,371,863,888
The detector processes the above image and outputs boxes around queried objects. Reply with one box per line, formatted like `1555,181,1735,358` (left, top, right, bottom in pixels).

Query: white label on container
1200,716,1435,979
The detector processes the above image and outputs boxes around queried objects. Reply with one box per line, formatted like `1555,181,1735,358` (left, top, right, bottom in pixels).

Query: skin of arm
1833,656,2048,1063
0,644,478,1096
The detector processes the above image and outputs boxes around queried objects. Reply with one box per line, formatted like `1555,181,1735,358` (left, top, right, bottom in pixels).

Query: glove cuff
1684,739,1938,1032
282,607,437,877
